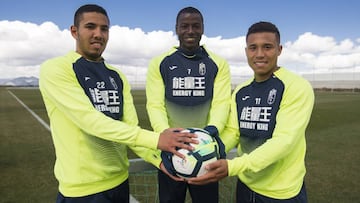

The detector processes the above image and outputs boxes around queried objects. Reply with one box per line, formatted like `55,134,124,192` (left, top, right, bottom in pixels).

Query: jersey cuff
135,129,160,150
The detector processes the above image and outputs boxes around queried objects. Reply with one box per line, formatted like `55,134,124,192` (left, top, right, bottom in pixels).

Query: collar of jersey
177,46,204,59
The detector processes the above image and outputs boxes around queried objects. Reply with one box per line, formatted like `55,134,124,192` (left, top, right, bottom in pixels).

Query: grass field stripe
8,89,51,131
7,89,140,203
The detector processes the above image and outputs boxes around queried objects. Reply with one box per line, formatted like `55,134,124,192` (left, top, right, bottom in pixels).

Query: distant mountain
0,76,39,86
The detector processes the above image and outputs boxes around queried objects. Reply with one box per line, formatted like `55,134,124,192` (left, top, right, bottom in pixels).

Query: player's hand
159,161,185,182
157,128,198,159
186,159,228,185
204,125,226,159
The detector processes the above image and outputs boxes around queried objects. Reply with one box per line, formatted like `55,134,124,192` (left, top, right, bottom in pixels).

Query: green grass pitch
1,87,359,202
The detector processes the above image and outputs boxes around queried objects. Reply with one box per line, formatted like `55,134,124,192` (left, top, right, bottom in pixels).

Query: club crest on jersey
109,76,118,90
199,62,206,75
267,88,277,105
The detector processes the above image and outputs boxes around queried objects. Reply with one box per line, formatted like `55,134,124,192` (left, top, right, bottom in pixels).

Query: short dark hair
246,21,281,44
176,7,203,25
74,4,109,27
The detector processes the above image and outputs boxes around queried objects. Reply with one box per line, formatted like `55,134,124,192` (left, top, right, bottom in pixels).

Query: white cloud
0,20,73,79
105,26,178,67
314,53,360,69
281,32,360,73
287,32,337,53
1,20,360,84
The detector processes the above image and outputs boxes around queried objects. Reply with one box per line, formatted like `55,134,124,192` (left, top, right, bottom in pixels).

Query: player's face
71,12,109,61
245,32,282,82
176,13,203,52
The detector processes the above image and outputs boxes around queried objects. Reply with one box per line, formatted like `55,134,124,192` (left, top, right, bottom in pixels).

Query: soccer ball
172,128,219,178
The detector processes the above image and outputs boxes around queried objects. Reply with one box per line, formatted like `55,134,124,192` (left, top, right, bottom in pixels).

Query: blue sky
1,0,359,42
1,0,360,82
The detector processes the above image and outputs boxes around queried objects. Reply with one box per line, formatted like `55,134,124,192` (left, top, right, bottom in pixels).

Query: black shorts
236,179,308,203
56,179,129,203
158,169,218,203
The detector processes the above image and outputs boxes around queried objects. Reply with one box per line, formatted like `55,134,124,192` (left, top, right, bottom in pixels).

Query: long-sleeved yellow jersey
146,46,231,132
39,51,161,197
221,67,314,199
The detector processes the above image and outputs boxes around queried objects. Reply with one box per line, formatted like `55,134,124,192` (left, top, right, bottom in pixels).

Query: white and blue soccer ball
172,128,219,178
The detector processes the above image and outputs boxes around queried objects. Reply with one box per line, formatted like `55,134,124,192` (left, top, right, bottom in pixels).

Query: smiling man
146,6,231,203
187,21,315,203
39,4,197,203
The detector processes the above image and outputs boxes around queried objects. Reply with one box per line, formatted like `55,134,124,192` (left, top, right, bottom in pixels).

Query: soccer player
187,21,315,203
39,4,197,203
146,6,231,203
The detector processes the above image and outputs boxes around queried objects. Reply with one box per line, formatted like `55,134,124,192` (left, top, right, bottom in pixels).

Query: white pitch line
8,89,50,131
8,89,140,203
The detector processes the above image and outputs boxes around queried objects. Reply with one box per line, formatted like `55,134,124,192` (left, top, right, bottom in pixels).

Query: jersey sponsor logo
239,106,271,131
167,61,211,99
88,82,121,114
172,77,205,89
172,76,205,97
172,89,205,96
85,76,91,81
